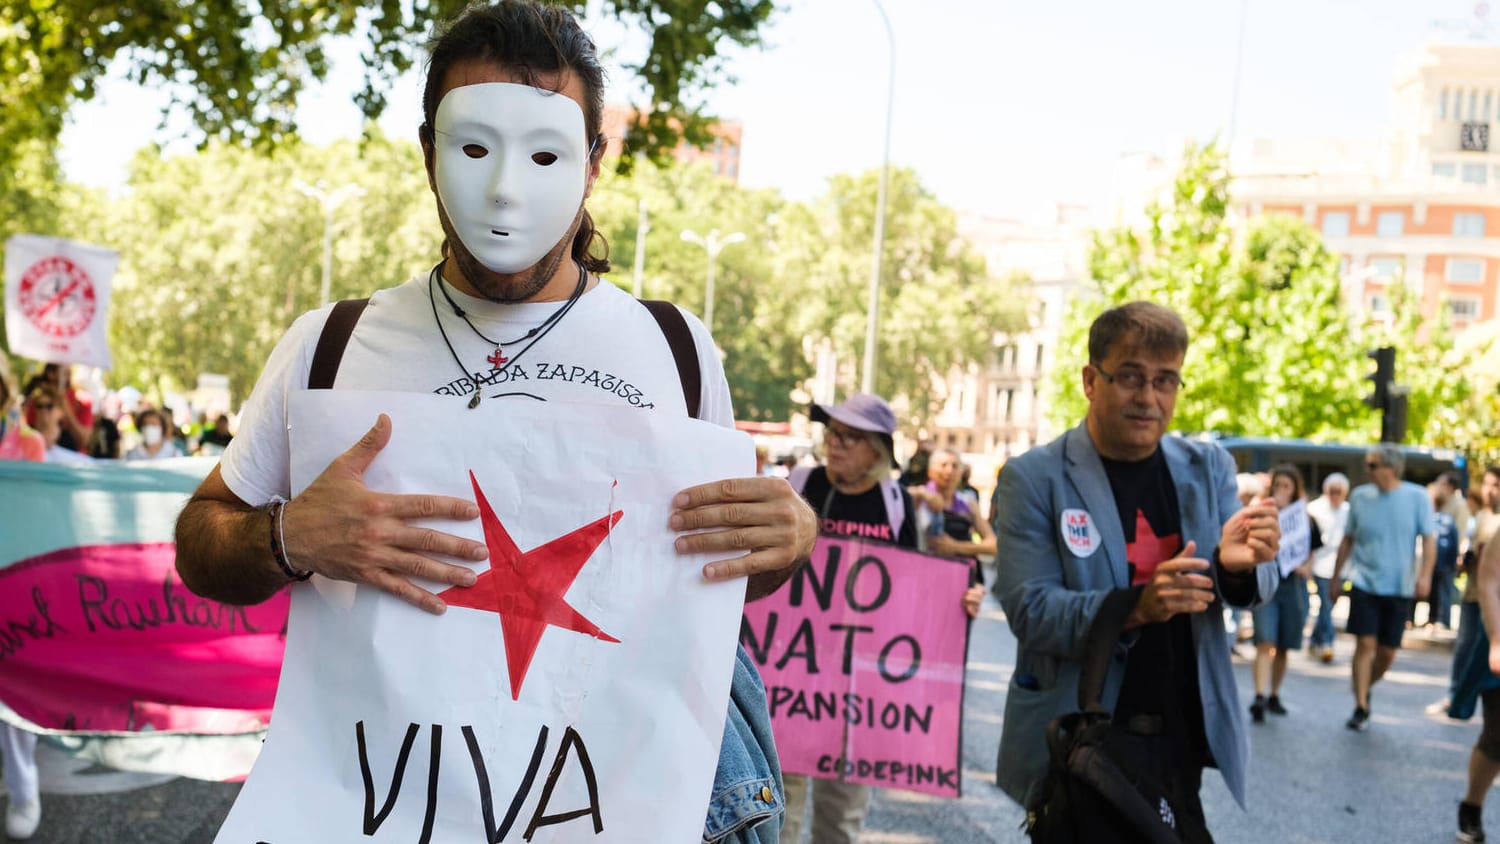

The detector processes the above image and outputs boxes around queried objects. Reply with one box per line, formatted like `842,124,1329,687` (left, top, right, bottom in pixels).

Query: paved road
6,593,1483,843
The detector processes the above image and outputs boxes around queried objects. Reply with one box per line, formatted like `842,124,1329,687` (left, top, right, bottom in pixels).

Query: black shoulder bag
1024,587,1206,844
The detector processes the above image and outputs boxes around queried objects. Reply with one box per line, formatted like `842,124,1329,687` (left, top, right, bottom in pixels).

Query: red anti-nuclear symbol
18,256,97,338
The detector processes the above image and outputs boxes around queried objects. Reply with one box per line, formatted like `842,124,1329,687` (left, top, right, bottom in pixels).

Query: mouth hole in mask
531,152,558,166
463,144,488,159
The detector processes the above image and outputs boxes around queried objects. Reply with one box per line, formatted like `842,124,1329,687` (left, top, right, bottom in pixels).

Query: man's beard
435,198,587,303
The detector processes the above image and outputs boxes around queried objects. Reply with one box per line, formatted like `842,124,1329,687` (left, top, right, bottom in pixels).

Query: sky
58,0,1499,221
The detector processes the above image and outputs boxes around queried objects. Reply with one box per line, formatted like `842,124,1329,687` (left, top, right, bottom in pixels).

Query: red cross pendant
486,348,509,370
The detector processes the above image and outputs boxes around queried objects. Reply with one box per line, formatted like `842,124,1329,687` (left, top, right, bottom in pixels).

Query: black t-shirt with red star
1100,448,1210,775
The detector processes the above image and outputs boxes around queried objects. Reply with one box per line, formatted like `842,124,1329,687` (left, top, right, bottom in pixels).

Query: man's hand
1126,541,1216,628
1218,499,1280,572
282,415,486,615
670,476,816,595
1489,640,1500,676
963,584,985,619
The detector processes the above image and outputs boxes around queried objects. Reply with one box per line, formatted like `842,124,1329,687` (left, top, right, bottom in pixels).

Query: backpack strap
1077,585,1144,714
307,298,369,390
639,299,702,420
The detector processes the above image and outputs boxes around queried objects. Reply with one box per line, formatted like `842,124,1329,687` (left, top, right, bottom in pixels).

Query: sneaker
1459,800,1485,842
5,799,40,840
1346,707,1370,731
1267,695,1288,715
1320,646,1334,664
1428,698,1455,717
1250,695,1266,723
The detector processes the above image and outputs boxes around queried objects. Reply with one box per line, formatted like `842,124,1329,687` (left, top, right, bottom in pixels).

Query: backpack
1024,587,1210,844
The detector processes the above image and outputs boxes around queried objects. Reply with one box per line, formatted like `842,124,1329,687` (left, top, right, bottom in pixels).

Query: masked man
175,4,815,841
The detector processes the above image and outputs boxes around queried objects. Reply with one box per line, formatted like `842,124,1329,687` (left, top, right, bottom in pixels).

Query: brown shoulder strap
307,298,369,390
639,299,701,420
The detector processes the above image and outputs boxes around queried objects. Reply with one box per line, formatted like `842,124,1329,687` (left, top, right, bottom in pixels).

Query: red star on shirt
1126,509,1182,585
439,471,622,700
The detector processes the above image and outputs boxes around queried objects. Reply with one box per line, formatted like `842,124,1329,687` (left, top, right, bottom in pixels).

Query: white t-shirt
221,274,732,506
1306,495,1349,580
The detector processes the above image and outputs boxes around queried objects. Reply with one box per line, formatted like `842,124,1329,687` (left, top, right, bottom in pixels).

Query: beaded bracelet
268,500,312,581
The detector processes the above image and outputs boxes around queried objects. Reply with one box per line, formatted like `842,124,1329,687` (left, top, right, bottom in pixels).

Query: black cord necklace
428,260,588,409
435,272,568,351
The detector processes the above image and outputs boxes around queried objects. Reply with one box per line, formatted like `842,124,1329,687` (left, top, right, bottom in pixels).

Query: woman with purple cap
779,392,916,843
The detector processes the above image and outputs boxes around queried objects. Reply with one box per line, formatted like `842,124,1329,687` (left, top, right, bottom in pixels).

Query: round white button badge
1059,508,1101,557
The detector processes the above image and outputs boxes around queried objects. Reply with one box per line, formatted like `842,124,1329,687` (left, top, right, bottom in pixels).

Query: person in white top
123,408,183,460
1305,472,1350,663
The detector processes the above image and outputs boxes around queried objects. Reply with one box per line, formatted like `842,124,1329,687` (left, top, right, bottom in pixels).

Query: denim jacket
702,645,783,843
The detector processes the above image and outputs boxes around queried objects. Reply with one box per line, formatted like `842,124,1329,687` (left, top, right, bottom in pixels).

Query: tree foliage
1048,141,1473,447
0,0,775,196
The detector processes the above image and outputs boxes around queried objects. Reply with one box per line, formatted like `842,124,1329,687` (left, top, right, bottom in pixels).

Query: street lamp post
294,181,367,307
862,0,896,394
680,228,745,331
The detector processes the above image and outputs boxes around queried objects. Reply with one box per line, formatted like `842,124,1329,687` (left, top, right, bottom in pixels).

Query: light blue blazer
992,423,1278,810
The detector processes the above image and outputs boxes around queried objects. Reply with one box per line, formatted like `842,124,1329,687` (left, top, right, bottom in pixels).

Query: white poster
3,234,118,368
215,392,754,843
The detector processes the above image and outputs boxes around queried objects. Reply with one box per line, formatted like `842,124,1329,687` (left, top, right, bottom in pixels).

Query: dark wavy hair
419,1,610,273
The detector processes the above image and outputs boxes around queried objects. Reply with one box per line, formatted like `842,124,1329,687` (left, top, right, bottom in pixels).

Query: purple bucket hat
810,392,900,469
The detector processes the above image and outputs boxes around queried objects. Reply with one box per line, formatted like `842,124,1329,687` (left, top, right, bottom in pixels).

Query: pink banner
0,542,289,735
740,536,971,798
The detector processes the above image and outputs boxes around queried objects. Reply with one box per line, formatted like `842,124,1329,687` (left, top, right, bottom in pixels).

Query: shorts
1251,573,1309,650
1477,686,1500,763
1346,588,1412,649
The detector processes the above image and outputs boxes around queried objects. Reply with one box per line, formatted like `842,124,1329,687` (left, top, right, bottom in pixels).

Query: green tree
1049,142,1402,441
0,0,776,190
95,132,437,402
779,168,1029,428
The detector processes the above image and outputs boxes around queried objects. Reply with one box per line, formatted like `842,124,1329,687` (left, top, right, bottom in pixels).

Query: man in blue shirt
1332,444,1437,731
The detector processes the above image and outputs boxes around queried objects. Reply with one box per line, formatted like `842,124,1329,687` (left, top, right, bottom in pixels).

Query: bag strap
308,298,370,390
1076,585,1144,714
639,299,701,420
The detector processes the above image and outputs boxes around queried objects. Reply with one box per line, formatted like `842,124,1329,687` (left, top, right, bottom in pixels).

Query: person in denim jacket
173,4,815,841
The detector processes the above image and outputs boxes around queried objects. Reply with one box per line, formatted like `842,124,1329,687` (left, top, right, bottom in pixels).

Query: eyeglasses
32,402,55,411
825,426,870,448
1093,363,1183,395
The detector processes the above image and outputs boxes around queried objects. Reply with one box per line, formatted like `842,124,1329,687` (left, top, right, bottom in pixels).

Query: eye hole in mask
531,151,558,166
463,144,488,159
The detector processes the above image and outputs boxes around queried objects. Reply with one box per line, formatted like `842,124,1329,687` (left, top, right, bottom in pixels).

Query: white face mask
432,82,590,274
141,425,163,447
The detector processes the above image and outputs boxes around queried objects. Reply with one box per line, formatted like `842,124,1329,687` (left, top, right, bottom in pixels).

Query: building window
1470,91,1479,121
1448,258,1485,283
1486,92,1494,122
1434,162,1457,178
1450,298,1482,321
1034,344,1045,373
1454,212,1487,237
1441,89,1450,120
1376,211,1405,237
1003,389,1015,422
1463,163,1489,184
1322,211,1351,238
1369,295,1390,314
1370,257,1403,280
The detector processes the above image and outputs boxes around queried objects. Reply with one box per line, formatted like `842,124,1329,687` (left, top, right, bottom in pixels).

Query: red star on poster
439,471,622,700
1126,509,1181,585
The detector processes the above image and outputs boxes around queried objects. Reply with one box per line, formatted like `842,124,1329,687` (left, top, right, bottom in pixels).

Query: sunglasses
1365,461,1383,470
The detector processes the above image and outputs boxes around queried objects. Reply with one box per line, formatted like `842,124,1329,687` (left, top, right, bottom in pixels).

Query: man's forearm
175,497,288,606
1418,537,1437,589
745,561,801,602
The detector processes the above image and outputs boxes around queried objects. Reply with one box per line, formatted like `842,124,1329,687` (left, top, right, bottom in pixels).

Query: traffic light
1382,388,1409,444
1364,347,1395,411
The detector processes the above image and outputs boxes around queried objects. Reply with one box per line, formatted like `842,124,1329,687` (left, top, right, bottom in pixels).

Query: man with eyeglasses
1331,444,1436,731
993,301,1280,839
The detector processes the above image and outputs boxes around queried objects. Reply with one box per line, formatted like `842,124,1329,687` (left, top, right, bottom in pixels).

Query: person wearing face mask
172,4,815,842
124,408,183,460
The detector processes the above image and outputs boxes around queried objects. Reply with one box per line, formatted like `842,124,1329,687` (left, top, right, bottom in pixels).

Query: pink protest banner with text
740,535,971,798
0,459,289,744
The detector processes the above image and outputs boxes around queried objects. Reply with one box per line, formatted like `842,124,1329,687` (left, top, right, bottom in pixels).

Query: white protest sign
3,234,118,368
215,392,753,843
